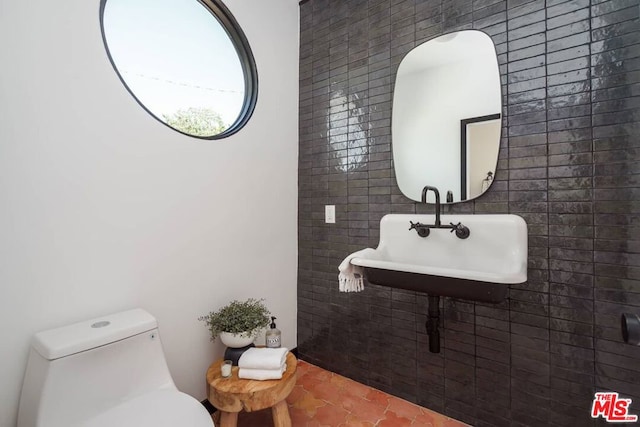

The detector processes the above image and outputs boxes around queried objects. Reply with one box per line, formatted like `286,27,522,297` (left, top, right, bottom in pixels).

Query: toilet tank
18,309,176,427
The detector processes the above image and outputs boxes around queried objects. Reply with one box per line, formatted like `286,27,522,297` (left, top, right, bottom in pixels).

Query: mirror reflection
392,30,502,204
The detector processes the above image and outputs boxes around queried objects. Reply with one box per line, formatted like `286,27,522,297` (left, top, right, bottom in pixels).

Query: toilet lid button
91,321,111,328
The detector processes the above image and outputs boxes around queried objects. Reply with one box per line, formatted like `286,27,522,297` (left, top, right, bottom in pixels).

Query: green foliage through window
163,107,227,137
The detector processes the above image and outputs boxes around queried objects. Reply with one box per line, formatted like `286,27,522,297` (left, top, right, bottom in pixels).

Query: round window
100,0,257,139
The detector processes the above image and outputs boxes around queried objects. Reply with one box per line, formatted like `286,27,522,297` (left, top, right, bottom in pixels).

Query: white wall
0,1,299,425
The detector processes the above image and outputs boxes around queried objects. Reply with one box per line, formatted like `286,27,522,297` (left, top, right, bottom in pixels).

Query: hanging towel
338,248,376,292
238,363,287,381
238,347,289,370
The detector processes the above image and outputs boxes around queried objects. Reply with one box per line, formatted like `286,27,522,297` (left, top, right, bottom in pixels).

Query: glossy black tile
298,0,640,425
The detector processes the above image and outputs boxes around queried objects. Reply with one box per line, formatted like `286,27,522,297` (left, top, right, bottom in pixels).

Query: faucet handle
409,221,430,237
449,222,470,239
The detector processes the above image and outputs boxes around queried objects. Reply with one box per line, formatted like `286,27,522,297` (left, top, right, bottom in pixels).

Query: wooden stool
206,352,297,427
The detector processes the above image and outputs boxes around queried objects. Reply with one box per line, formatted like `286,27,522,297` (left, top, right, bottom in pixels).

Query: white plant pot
219,331,256,348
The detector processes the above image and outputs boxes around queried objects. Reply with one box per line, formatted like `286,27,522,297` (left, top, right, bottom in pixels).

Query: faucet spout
421,185,441,227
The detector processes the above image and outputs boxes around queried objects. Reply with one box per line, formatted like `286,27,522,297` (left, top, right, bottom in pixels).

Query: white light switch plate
325,205,335,223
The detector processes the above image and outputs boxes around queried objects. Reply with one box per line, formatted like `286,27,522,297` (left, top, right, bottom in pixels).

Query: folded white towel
338,248,376,292
238,363,287,381
238,347,288,370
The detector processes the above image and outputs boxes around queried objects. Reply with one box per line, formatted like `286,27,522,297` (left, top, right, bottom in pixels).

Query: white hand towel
238,347,288,370
338,248,376,292
238,363,287,381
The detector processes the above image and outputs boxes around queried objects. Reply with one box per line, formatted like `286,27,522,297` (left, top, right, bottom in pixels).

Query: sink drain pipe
426,295,440,353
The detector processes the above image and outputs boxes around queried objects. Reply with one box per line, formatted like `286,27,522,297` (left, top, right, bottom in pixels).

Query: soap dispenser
265,316,281,348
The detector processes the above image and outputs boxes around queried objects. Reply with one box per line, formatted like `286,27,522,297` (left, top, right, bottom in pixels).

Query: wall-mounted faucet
409,185,470,239
421,185,441,226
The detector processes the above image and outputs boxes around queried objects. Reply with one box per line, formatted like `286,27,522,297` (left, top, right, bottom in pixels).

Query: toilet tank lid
32,309,158,360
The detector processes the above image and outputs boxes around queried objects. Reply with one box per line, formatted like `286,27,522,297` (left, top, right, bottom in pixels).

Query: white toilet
17,309,214,427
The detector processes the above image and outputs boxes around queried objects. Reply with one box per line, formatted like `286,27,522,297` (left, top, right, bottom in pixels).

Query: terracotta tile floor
213,360,469,426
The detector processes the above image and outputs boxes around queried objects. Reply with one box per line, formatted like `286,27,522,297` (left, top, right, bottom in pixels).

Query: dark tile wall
297,0,640,426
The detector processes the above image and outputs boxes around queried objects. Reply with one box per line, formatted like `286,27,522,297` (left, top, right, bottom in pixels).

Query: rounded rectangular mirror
392,30,502,204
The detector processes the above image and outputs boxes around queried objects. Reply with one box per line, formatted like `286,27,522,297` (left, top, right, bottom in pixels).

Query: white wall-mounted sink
351,214,527,302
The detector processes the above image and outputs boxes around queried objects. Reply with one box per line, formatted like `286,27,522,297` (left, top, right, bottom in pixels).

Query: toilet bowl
17,309,213,427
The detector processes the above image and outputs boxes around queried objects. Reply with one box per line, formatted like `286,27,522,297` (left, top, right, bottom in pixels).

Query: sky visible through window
103,0,245,133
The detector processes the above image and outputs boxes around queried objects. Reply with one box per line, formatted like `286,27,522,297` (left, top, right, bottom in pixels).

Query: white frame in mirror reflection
392,30,502,204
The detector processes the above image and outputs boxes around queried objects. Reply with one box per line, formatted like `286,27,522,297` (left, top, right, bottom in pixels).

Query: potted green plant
199,298,271,348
